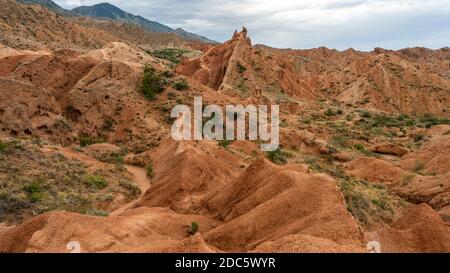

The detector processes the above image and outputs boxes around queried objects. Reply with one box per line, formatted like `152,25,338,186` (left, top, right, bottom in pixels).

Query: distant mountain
173,28,217,44
72,3,172,33
16,1,216,43
72,3,217,43
17,0,74,17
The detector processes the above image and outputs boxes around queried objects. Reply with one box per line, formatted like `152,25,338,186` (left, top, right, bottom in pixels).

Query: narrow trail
40,145,151,217
110,165,151,216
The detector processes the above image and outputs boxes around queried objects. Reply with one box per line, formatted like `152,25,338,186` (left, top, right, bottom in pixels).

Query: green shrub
413,161,425,173
324,109,336,116
413,134,425,142
331,135,349,148
146,163,154,178
167,92,176,100
218,140,232,148
23,181,45,203
119,181,141,198
78,135,96,147
23,181,43,194
345,115,354,121
237,62,247,73
87,208,109,217
84,175,108,189
360,111,372,118
173,79,189,91
0,140,9,154
190,221,199,235
339,181,370,224
141,65,166,100
266,148,288,164
372,198,391,211
354,144,366,151
151,48,187,64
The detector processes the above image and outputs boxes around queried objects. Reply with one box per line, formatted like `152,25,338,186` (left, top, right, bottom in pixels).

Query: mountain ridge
72,2,217,44
17,0,217,43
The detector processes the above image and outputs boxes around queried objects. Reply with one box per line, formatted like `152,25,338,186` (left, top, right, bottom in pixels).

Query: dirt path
41,145,151,216
110,165,151,216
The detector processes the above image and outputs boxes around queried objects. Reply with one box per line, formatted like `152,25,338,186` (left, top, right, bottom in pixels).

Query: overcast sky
56,0,450,51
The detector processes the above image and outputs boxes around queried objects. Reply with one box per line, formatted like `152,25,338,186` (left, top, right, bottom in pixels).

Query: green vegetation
141,65,167,100
300,152,401,226
190,221,199,235
150,48,188,64
87,208,109,217
78,135,105,147
173,79,189,91
167,92,176,100
237,62,247,74
218,140,232,148
0,139,136,224
266,148,288,164
102,118,115,131
358,112,450,130
0,139,21,154
324,108,343,117
331,135,349,149
339,179,397,225
119,181,141,198
413,134,425,143
23,181,45,203
146,163,154,178
345,114,354,121
413,161,425,173
401,174,415,186
0,140,9,154
84,175,108,189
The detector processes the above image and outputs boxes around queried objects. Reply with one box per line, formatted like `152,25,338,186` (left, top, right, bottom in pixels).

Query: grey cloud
56,0,450,50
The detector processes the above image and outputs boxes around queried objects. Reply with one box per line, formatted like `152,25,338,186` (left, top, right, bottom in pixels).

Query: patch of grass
339,179,396,225
324,108,342,117
78,135,104,147
353,143,375,156
0,192,29,222
150,48,188,64
345,114,354,121
0,140,10,154
340,180,370,224
401,174,415,186
141,65,166,100
413,161,425,173
173,79,189,91
360,110,372,118
87,208,109,217
167,92,177,100
266,148,288,164
119,181,141,198
0,140,133,223
23,181,46,203
0,140,21,154
22,181,43,194
84,175,108,189
413,134,425,142
331,135,349,149
419,114,450,128
372,198,391,211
